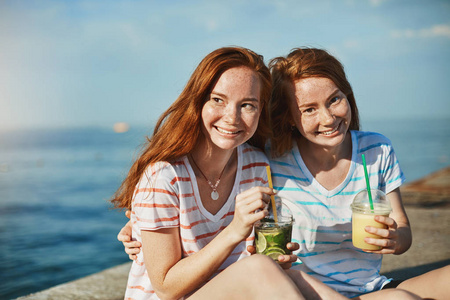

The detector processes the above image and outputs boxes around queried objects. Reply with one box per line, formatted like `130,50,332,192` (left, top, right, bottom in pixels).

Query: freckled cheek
301,119,317,134
202,106,223,124
330,104,348,118
243,113,260,133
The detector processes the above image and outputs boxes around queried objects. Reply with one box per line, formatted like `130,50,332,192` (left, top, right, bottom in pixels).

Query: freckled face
290,77,351,150
200,67,262,151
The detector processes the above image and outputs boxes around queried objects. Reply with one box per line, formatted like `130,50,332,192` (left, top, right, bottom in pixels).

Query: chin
212,140,244,150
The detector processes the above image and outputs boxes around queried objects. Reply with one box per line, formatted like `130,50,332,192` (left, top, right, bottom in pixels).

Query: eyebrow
297,88,342,107
328,89,342,99
211,91,260,102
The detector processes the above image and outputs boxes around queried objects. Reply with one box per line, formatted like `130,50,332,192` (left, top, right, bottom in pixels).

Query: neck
297,134,352,170
189,145,237,181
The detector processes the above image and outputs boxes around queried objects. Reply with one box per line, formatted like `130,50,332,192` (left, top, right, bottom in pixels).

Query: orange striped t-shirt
125,143,269,300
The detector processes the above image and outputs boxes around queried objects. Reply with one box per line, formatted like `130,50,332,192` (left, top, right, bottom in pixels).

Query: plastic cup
350,189,392,250
254,201,293,262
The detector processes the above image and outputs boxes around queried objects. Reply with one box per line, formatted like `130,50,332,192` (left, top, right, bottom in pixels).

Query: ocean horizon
1,118,449,299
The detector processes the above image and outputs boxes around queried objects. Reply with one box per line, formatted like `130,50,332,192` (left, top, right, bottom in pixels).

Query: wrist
221,224,248,245
394,226,412,254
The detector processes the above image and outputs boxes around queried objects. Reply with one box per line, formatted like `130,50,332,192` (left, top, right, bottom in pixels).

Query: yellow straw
265,165,278,223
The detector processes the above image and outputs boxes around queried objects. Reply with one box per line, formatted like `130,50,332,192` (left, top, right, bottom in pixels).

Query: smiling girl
269,47,448,299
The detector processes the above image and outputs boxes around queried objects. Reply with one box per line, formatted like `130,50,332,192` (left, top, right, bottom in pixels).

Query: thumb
247,245,256,254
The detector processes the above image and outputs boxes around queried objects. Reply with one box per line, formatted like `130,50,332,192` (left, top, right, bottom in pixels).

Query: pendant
211,190,219,200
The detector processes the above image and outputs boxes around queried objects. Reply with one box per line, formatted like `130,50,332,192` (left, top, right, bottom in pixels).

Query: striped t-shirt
125,143,269,300
269,131,405,298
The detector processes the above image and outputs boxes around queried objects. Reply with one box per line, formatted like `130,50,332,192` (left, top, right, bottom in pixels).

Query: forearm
147,226,243,299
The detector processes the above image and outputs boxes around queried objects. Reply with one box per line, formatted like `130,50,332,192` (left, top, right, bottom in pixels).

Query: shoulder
240,143,269,164
139,158,187,186
353,130,393,149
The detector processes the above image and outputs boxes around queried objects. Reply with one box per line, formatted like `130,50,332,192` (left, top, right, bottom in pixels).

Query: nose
223,105,240,124
319,107,334,125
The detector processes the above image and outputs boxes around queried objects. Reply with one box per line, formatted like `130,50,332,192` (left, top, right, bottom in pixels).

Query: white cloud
391,24,450,39
343,39,361,50
205,19,219,32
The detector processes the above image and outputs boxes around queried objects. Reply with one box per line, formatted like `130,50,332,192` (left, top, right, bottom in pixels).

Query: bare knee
398,265,450,299
237,254,285,285
386,289,421,300
242,254,282,274
237,255,303,299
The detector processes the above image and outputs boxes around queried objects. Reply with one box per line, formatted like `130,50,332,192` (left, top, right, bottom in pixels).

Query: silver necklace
189,154,231,201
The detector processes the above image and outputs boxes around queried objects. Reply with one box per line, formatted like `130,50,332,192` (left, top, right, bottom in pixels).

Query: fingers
374,215,397,229
235,186,275,215
277,254,298,263
277,254,298,269
363,226,397,253
229,186,275,241
363,218,398,253
247,245,256,254
236,186,275,205
247,244,299,256
365,225,397,239
129,254,137,260
123,240,142,250
286,242,300,251
235,187,274,224
365,216,398,239
117,221,133,242
117,231,131,242
277,243,299,269
125,210,132,219
124,241,142,254
363,237,396,253
123,240,142,260
244,209,269,226
117,219,142,260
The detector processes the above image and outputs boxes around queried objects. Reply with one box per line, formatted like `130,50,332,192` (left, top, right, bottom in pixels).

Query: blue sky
1,0,449,130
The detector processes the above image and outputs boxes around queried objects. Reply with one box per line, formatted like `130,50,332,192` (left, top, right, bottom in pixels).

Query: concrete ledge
17,262,131,300
16,258,450,300
17,168,450,299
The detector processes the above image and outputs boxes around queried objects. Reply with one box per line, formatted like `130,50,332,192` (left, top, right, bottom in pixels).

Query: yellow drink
352,206,390,250
350,189,391,250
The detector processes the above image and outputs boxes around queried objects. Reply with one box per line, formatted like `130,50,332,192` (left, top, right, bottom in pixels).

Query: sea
0,118,449,299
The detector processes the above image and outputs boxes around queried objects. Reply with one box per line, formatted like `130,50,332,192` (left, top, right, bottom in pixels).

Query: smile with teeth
216,127,240,134
319,124,339,136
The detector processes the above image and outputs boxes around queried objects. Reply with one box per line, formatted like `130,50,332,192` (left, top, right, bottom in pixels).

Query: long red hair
111,47,272,210
269,48,360,157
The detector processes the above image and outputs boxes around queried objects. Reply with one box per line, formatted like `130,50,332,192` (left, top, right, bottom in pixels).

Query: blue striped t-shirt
269,130,405,297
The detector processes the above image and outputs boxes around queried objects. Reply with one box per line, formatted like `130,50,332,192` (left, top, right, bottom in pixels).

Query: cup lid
350,189,391,214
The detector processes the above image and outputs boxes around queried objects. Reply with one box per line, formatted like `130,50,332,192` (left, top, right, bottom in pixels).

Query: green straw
361,154,374,211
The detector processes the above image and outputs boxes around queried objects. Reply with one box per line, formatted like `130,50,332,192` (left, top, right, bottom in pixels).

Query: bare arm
143,186,273,299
